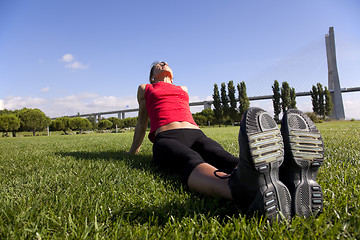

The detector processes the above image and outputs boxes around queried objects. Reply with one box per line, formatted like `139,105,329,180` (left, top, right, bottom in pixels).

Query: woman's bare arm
128,84,149,154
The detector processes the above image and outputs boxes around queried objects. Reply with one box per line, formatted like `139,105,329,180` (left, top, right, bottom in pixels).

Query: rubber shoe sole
280,109,324,217
240,107,291,221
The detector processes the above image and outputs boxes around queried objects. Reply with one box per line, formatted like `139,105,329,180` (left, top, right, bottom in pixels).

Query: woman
128,61,238,200
128,61,325,221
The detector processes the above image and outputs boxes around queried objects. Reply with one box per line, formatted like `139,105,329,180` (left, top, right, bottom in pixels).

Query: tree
0,109,20,137
310,85,319,114
87,115,98,130
123,117,138,128
317,83,325,117
192,114,208,126
200,108,215,125
98,119,113,130
108,117,124,129
212,83,222,126
0,109,15,115
272,80,281,123
192,109,215,126
290,87,297,109
50,117,71,134
0,114,20,137
305,112,321,123
18,108,51,136
311,83,332,119
69,117,92,133
324,86,333,118
238,81,250,120
220,82,230,124
227,80,238,124
281,82,291,113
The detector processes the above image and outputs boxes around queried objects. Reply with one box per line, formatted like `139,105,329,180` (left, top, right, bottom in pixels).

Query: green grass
0,121,359,239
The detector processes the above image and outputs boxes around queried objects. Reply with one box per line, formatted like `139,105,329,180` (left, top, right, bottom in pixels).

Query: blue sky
1,0,359,119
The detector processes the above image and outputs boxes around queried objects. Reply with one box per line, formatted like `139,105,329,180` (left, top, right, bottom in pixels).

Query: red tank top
145,81,198,142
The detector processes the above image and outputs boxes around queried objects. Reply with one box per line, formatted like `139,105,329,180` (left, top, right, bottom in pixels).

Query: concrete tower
325,27,345,120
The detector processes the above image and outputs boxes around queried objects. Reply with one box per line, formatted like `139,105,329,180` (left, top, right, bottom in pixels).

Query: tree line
0,108,138,137
211,80,298,125
192,80,334,126
0,108,51,137
52,115,138,135
0,82,334,137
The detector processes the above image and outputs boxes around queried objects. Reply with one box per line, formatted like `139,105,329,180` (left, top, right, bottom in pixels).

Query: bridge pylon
325,27,345,120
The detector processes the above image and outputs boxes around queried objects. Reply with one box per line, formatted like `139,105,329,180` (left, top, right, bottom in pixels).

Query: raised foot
241,107,291,221
281,109,324,217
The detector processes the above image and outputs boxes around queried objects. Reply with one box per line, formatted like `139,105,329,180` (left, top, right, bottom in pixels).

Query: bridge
56,27,359,121
61,87,359,120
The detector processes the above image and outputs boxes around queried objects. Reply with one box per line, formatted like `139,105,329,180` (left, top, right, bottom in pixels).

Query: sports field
0,121,359,239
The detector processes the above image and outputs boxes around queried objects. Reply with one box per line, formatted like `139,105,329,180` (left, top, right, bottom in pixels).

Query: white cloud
48,94,138,118
41,87,50,92
4,96,47,110
60,53,74,63
59,53,89,70
88,96,136,111
55,92,100,102
65,61,89,70
2,93,137,118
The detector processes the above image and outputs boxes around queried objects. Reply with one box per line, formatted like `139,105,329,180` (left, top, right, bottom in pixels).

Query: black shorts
153,129,239,184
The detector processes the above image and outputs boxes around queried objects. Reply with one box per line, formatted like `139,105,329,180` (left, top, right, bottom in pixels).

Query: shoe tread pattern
244,108,291,221
282,109,324,217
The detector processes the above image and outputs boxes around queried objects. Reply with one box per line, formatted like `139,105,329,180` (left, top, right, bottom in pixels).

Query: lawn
0,121,359,239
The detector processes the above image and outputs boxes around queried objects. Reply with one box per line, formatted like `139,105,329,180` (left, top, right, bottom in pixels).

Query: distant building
0,99,4,110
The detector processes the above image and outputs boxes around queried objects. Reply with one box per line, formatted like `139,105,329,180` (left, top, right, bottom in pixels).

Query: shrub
305,112,321,123
123,117,138,128
50,117,71,134
108,117,124,129
0,114,20,137
193,114,208,126
17,108,51,136
98,119,113,130
69,117,92,132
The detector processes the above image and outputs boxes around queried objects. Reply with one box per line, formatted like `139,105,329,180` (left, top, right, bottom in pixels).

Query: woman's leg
187,163,233,200
153,129,234,200
192,133,239,172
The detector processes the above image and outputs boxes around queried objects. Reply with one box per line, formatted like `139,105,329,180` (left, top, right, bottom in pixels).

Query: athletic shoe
228,107,291,221
280,109,324,217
